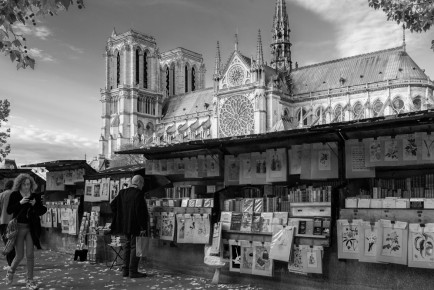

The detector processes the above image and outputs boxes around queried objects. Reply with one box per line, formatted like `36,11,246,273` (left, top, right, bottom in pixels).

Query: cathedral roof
162,88,214,121
291,46,429,95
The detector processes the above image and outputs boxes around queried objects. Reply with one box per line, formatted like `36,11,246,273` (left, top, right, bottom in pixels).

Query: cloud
13,23,52,40
7,123,99,165
62,43,84,54
290,0,425,58
28,48,55,62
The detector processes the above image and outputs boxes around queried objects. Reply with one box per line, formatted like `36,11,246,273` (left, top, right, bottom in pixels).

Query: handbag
136,232,150,257
2,207,27,256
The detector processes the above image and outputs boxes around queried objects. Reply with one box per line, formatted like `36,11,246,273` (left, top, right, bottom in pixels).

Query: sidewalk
0,250,263,290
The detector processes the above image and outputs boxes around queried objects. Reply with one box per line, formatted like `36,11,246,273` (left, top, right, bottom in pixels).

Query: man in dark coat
110,175,149,278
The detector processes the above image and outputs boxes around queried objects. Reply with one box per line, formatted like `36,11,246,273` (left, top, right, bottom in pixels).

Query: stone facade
99,1,434,160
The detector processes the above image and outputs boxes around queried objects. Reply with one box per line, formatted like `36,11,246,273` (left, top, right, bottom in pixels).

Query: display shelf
290,202,331,217
295,233,328,239
340,208,434,223
222,230,271,243
150,206,213,214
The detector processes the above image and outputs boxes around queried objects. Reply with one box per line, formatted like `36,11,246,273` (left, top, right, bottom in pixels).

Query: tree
109,143,146,168
0,99,10,161
368,0,434,51
0,0,85,69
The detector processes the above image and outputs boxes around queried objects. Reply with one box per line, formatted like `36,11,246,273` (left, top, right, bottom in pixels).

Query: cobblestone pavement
0,250,264,290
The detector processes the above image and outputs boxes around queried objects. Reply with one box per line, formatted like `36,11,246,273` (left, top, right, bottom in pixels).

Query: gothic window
172,64,176,96
137,97,142,113
283,108,289,117
116,51,120,87
413,96,422,111
219,95,254,137
112,97,118,114
315,107,326,124
185,65,188,93
297,108,308,126
165,67,170,96
353,102,365,120
143,51,148,89
191,67,196,92
373,99,383,117
152,100,155,115
333,105,343,123
135,49,140,85
392,97,405,114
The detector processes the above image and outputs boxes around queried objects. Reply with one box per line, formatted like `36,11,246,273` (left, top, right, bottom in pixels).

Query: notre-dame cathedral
99,0,434,160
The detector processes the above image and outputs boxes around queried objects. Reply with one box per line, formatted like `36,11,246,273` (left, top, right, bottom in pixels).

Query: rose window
219,95,254,137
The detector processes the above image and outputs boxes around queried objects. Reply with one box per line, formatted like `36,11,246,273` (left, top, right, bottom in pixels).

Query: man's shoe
129,272,147,278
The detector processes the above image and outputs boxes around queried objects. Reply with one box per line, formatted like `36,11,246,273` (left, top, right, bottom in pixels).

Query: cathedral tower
270,0,292,71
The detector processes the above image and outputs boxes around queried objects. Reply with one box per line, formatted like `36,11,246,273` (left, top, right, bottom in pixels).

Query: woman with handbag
5,174,47,290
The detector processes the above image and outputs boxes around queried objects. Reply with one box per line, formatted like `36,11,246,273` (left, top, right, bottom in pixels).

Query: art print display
269,225,294,262
300,245,323,274
300,143,312,180
366,138,383,166
377,220,408,265
206,155,220,177
337,219,363,259
359,222,381,263
239,153,253,184
61,208,69,234
64,170,74,185
159,159,168,175
399,133,420,162
183,214,195,243
250,152,267,184
166,159,175,175
160,212,175,241
310,142,339,179
100,178,110,201
384,138,401,163
408,223,434,268
420,132,434,163
145,159,153,174
184,157,199,178
288,245,304,274
174,158,185,175
224,155,240,186
240,241,254,274
69,209,78,235
210,222,222,254
46,171,65,191
109,180,120,203
193,214,210,244
345,139,375,178
176,214,187,243
288,145,302,175
252,241,272,276
266,148,287,183
229,239,242,272
74,168,85,182
197,155,207,178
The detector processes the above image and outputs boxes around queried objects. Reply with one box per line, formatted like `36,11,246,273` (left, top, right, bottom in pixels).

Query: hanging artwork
183,214,195,243
176,214,187,243
240,212,253,232
252,241,272,276
153,159,161,175
174,158,185,175
61,208,69,234
160,212,175,241
206,155,220,177
364,138,383,167
166,159,175,175
250,152,267,184
229,239,242,272
193,214,210,244
419,132,434,163
399,133,420,163
288,245,304,274
310,142,339,179
110,180,120,203
52,206,58,227
84,180,93,202
377,220,408,265
300,245,323,274
240,240,254,274
100,178,110,201
197,155,207,178
210,222,222,255
184,157,199,178
288,145,303,175
159,159,168,175
145,159,153,175
345,139,375,179
269,225,294,262
266,148,287,183
64,170,74,185
93,180,101,200
239,153,253,184
75,168,85,182
337,219,363,260
260,212,273,233
384,137,401,163
69,208,78,235
300,144,312,180
408,223,434,269
224,155,240,186
46,171,65,191
359,221,381,263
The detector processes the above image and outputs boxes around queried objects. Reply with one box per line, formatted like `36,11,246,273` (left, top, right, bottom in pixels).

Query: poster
400,133,420,163
64,170,74,185
100,178,110,201
69,208,78,235
300,144,312,180
206,155,220,177
337,219,363,260
61,208,69,234
377,220,408,265
240,240,254,274
166,159,175,175
310,142,339,179
408,223,434,268
93,180,101,200
229,239,242,272
252,241,272,276
145,159,153,174
345,139,375,179
239,153,253,185
384,138,401,163
174,158,185,175
193,214,210,244
183,214,195,243
288,245,304,274
46,171,65,191
288,145,302,175
176,214,187,243
84,180,93,201
251,152,267,184
266,148,287,183
184,157,198,178
197,155,207,178
420,132,434,163
359,222,381,263
224,155,240,186
160,212,175,241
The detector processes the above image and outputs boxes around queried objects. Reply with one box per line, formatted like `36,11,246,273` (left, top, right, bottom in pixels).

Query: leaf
12,39,21,47
26,56,35,69
59,0,71,10
9,50,16,62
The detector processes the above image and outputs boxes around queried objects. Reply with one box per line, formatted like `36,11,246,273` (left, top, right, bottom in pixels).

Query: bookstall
115,111,434,289
0,168,45,192
21,160,96,254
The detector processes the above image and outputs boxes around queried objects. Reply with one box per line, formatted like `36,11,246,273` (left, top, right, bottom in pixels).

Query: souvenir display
266,148,287,183
408,223,434,269
337,219,363,260
377,220,408,265
229,239,242,272
270,225,294,262
345,139,375,179
224,155,240,186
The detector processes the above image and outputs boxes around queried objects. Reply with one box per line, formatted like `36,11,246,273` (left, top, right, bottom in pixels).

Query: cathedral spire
111,27,117,38
214,41,221,77
234,33,239,51
270,0,292,71
256,29,264,66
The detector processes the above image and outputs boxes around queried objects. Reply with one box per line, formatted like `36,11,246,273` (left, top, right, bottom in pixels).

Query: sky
1,0,434,166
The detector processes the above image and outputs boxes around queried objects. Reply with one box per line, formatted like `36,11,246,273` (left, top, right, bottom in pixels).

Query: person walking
5,174,47,289
110,175,149,278
0,180,15,266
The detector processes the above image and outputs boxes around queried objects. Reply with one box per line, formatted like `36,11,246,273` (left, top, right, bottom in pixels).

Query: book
242,198,255,213
251,213,262,232
313,218,323,235
240,212,253,232
254,198,264,213
230,212,243,231
181,199,189,207
260,212,273,233
195,199,204,208
188,199,196,207
203,198,213,208
322,218,330,236
220,212,232,231
306,219,314,235
298,221,307,235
